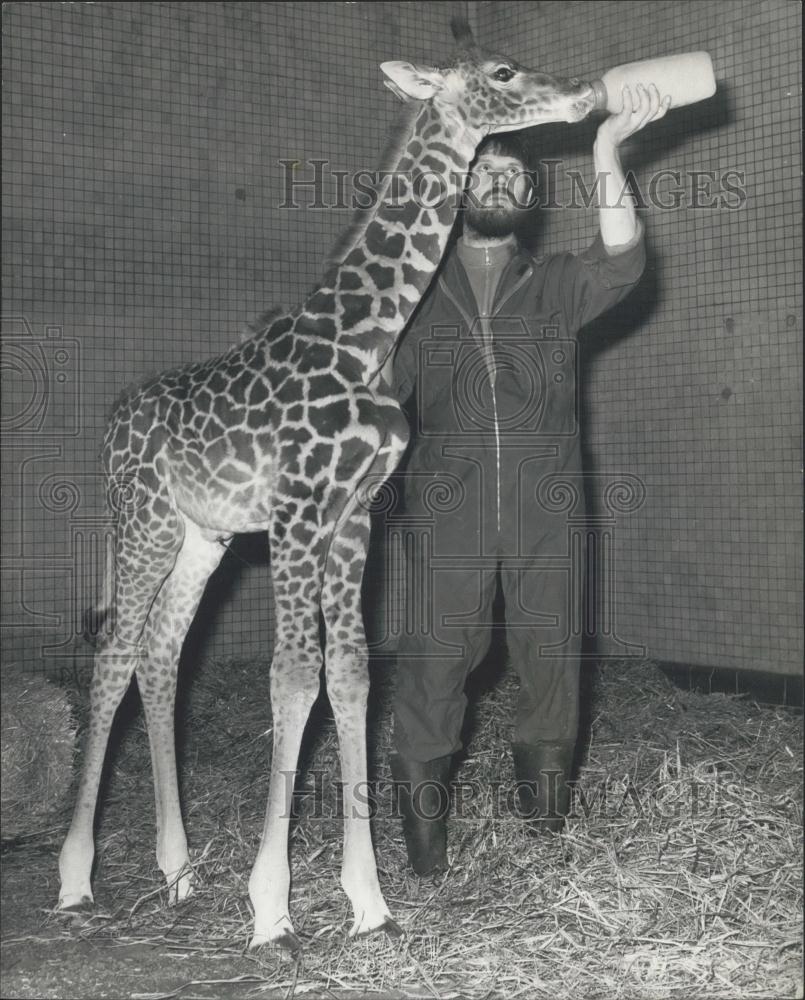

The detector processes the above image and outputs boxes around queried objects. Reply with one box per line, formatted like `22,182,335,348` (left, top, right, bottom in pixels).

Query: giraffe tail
81,540,115,647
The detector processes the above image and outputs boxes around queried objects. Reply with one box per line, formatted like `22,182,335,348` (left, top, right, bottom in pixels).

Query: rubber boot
511,742,575,833
389,754,451,875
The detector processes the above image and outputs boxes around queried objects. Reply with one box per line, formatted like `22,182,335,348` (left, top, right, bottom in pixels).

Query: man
385,84,669,875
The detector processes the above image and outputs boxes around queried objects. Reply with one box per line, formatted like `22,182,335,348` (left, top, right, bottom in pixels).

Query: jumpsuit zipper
480,246,502,533
438,258,533,540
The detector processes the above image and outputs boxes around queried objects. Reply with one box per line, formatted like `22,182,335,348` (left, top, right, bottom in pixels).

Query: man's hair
473,132,530,169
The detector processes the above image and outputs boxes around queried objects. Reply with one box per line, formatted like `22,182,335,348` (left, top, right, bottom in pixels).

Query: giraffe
58,18,597,951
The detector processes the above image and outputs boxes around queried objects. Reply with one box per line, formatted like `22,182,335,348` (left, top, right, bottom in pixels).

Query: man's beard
463,201,529,238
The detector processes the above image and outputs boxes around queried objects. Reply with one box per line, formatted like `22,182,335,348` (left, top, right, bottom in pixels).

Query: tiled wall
1,1,466,678
2,1,801,679
475,0,802,674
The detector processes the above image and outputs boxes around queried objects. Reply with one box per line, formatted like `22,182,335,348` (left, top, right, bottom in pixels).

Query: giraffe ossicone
57,17,596,951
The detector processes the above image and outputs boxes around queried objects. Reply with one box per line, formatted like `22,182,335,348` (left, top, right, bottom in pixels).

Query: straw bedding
1,672,77,842
14,656,804,997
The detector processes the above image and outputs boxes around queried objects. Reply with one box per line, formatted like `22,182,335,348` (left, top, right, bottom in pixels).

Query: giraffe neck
294,103,482,384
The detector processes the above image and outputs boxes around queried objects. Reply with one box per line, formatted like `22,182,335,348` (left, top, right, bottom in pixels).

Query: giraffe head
381,17,595,136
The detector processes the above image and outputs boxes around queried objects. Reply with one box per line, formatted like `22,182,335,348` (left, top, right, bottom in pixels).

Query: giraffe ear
380,61,444,101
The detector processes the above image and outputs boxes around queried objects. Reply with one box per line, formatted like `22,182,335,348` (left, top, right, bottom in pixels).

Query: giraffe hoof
57,894,94,913
377,917,405,939
249,929,303,954
350,914,404,940
166,871,195,906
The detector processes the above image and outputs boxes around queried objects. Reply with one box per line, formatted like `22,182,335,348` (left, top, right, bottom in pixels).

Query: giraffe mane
238,304,289,342
325,17,479,272
324,101,421,270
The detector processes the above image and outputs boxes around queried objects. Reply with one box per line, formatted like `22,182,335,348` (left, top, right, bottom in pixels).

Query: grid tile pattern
477,0,802,674
2,1,800,679
1,1,466,677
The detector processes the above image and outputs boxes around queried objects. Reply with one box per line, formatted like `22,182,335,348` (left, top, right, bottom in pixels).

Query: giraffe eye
493,65,516,83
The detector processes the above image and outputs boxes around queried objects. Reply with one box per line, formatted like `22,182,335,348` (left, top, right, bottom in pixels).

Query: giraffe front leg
327,649,401,940
322,509,402,941
249,513,327,951
248,646,321,951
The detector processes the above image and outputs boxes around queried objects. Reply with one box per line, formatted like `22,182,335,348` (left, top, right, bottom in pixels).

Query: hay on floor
10,655,802,999
1,670,77,840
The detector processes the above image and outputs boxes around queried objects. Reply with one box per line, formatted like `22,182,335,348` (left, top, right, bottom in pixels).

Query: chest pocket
490,311,579,438
416,337,502,438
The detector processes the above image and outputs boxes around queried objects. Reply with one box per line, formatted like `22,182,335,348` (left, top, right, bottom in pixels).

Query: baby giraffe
58,18,597,950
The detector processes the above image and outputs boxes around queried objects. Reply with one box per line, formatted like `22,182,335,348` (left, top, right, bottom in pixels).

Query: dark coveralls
390,225,645,763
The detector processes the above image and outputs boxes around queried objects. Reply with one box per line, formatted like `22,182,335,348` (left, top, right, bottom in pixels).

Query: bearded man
386,85,666,875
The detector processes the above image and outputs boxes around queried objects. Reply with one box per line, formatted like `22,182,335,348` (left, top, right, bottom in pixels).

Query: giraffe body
58,19,596,949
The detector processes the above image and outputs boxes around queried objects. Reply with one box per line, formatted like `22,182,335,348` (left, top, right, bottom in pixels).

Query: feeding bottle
590,52,716,113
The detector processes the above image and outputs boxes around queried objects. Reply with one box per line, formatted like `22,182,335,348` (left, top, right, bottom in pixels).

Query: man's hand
592,83,670,249
597,83,671,148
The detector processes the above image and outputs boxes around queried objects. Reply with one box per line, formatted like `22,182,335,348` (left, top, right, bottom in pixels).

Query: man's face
464,151,534,238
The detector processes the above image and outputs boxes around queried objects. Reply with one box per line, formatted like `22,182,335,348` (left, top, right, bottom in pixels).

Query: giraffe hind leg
137,516,225,904
58,502,184,911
